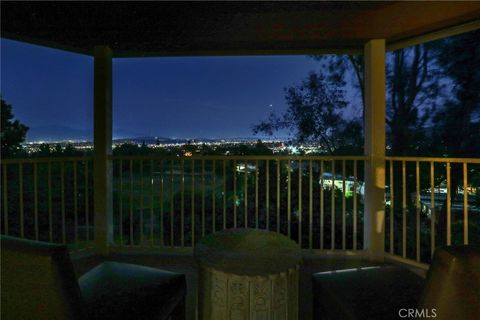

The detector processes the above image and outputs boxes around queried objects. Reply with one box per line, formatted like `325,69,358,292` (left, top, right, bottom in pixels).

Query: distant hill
114,137,266,144
26,125,144,142
27,125,92,142
26,126,282,143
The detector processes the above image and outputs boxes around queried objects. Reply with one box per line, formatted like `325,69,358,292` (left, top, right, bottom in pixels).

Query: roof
2,1,480,57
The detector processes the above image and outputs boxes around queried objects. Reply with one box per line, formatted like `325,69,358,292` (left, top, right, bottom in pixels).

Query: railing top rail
385,156,480,163
109,155,368,161
1,156,93,164
3,155,478,163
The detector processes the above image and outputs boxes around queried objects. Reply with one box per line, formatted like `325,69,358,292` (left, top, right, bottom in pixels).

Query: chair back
419,245,480,320
1,236,86,320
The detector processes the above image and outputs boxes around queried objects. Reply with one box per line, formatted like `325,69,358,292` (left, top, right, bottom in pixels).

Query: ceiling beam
387,19,480,52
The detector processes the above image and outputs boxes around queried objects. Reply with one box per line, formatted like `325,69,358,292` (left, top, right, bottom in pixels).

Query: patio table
194,228,302,320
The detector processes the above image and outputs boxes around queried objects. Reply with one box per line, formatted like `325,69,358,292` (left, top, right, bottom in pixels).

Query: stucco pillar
93,46,113,254
363,39,386,261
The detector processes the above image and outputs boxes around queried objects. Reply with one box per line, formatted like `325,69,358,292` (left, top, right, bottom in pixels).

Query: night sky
1,38,327,141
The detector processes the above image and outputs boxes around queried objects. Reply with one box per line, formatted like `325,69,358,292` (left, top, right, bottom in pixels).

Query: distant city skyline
0,38,347,141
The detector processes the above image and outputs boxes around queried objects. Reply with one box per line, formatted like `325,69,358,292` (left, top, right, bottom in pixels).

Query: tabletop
194,228,302,276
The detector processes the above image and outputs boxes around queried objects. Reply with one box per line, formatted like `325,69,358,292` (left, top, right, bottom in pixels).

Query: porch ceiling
2,1,480,57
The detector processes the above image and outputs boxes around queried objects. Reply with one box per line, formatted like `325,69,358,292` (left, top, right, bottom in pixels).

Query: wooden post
93,46,113,254
363,39,386,261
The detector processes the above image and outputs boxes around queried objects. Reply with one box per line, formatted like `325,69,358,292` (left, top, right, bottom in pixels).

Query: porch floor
73,251,392,320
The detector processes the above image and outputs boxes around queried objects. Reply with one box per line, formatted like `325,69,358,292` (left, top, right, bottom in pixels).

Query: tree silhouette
387,44,439,156
431,29,480,158
430,30,480,246
253,44,438,157
1,98,29,158
253,71,362,155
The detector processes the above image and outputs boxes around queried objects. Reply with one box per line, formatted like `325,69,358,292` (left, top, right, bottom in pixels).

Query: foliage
113,142,151,156
1,98,29,158
431,29,480,158
386,44,440,156
32,143,86,157
315,45,439,156
253,44,439,156
311,55,365,110
428,30,480,246
253,71,363,155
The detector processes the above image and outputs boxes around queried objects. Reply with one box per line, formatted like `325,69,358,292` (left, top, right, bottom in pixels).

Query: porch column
93,46,113,254
363,39,386,261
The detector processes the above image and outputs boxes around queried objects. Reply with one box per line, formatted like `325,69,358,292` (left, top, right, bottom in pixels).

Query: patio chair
1,235,186,320
312,245,480,320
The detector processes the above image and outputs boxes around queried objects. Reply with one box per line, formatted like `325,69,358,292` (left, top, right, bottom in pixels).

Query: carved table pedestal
194,228,302,320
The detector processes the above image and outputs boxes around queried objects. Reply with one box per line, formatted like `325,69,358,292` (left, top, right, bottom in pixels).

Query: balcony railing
1,155,479,266
110,155,366,251
385,156,480,266
1,157,94,249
